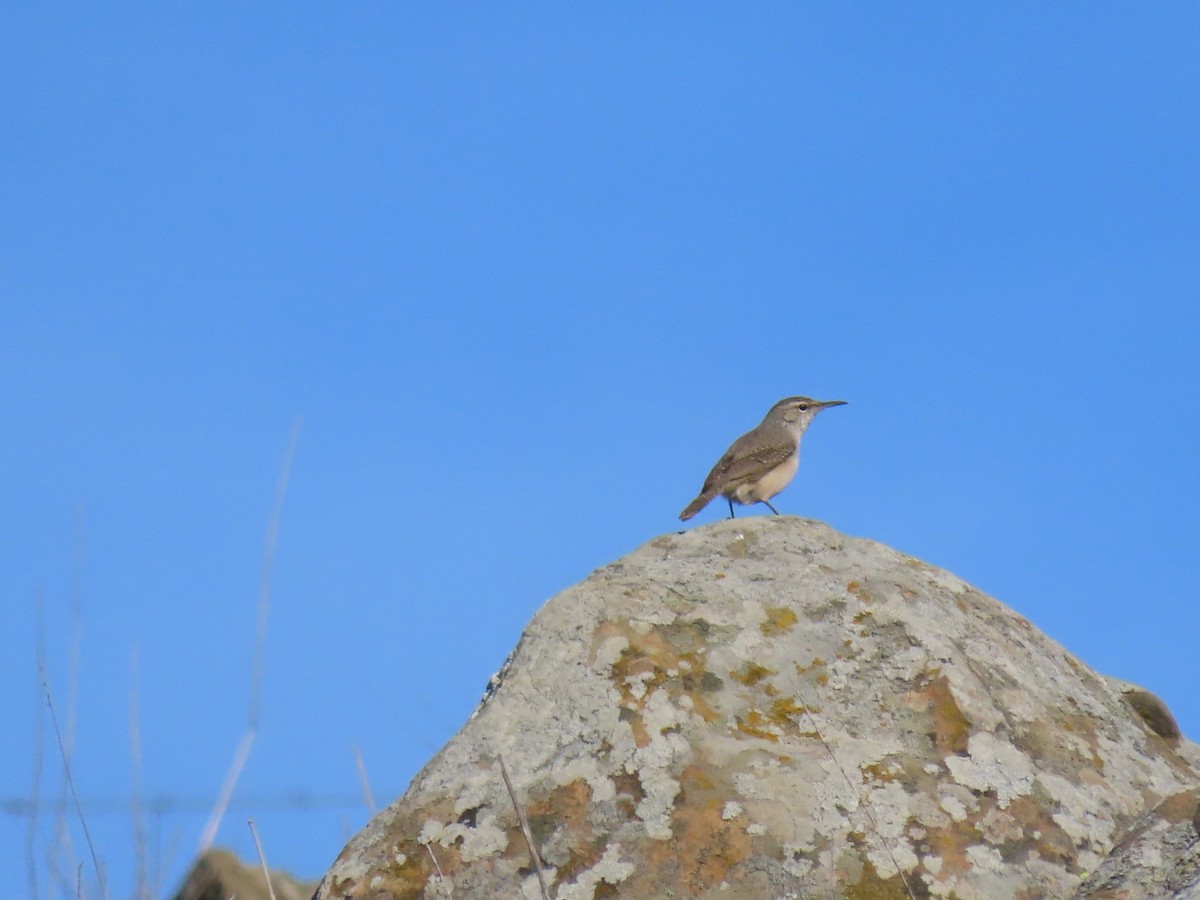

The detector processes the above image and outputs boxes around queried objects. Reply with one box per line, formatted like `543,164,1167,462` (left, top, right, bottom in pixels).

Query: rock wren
679,396,847,521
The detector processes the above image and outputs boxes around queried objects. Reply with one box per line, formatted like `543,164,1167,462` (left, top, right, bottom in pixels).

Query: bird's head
768,396,848,433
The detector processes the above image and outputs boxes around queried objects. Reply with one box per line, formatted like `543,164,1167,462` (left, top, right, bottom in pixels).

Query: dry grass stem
250,419,301,729
794,682,916,900
352,744,376,814
41,662,109,900
199,730,255,852
498,755,550,900
52,512,86,897
129,644,149,899
247,818,278,900
202,422,300,850
424,843,451,898
27,592,47,900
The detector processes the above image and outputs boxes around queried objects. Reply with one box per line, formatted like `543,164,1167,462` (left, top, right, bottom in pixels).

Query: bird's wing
701,430,794,493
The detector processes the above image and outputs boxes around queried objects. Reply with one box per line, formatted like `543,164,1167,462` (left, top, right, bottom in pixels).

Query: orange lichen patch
847,580,874,603
769,696,807,722
633,763,755,896
327,848,432,898
325,801,471,897
601,620,725,741
523,779,605,883
795,656,830,688
735,709,781,742
731,661,775,686
908,671,971,757
861,761,901,783
732,696,811,743
760,606,798,635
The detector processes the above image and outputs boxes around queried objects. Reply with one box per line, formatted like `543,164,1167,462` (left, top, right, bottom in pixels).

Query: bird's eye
798,404,809,411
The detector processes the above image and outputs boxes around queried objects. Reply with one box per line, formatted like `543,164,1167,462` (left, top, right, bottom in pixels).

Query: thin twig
794,683,916,900
250,419,301,730
129,644,149,900
424,843,451,897
352,744,376,814
199,730,255,852
41,662,108,900
27,592,47,900
52,511,86,896
247,818,278,900
498,755,549,900
201,422,301,851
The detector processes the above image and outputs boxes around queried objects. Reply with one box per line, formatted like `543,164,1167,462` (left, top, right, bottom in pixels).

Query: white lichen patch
826,657,861,690
629,687,688,839
553,755,614,802
1037,771,1114,848
418,819,444,845
554,842,635,900
746,822,767,836
781,844,814,879
418,813,507,862
454,790,485,817
866,838,919,879
965,843,1005,873
722,800,744,820
625,670,653,700
593,634,629,670
944,732,1034,806
938,791,970,822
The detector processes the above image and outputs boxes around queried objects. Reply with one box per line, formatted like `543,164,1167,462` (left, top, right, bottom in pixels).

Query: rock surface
172,847,317,900
314,518,1199,899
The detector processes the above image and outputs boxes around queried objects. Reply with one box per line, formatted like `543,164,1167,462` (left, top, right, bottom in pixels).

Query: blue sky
3,4,1198,897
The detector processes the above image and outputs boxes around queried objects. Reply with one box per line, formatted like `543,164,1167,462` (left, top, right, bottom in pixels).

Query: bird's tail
679,490,717,521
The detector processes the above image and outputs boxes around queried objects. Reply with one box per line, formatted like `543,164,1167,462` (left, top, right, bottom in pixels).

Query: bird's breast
733,453,799,503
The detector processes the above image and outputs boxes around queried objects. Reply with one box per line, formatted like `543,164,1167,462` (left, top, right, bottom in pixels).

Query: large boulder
315,518,1199,899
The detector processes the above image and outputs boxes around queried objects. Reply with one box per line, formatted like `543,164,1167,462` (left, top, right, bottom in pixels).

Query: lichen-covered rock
1074,787,1200,899
314,518,1199,899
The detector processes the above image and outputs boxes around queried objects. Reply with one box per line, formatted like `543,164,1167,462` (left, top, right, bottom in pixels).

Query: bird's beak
818,399,848,409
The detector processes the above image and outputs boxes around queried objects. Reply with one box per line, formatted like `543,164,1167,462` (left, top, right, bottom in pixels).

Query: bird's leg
763,500,780,515
727,498,736,519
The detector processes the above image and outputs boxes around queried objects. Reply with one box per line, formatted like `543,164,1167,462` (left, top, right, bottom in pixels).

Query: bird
679,396,847,521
